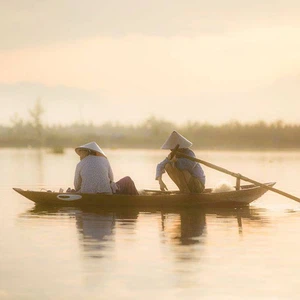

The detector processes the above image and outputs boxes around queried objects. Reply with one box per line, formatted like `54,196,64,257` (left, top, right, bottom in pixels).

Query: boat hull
13,183,275,208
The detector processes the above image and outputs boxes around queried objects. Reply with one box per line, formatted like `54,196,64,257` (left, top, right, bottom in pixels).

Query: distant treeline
1,117,300,150
1,100,300,150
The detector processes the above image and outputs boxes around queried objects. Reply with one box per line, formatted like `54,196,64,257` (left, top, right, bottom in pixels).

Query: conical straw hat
161,131,193,149
75,142,106,157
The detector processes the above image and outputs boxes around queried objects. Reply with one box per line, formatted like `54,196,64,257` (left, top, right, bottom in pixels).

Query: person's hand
158,177,168,191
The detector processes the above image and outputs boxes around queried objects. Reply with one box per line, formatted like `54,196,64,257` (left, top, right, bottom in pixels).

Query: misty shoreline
4,100,300,150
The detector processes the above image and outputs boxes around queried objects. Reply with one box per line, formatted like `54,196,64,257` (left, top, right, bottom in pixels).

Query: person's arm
74,164,82,192
156,158,170,191
107,161,114,182
155,158,169,179
157,176,168,191
107,160,118,193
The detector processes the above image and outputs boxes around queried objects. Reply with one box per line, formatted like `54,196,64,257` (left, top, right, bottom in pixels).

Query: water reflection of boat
161,209,207,245
27,205,266,247
13,182,275,208
25,206,140,258
75,210,116,258
28,204,263,219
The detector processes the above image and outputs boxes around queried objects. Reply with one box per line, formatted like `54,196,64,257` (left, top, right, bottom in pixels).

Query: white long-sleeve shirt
74,155,114,194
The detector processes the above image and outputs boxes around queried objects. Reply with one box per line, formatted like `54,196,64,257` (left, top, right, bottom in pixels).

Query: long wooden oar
174,150,300,203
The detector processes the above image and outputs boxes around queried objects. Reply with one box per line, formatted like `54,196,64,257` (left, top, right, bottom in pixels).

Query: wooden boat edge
13,182,276,208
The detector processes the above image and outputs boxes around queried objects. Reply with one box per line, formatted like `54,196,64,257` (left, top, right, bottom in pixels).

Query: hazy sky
1,0,300,126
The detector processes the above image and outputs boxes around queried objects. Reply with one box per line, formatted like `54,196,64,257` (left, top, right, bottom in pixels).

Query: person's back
75,155,113,194
73,141,139,195
156,131,205,193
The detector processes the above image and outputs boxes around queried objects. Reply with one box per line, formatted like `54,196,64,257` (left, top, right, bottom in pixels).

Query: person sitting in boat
73,142,138,195
155,131,205,193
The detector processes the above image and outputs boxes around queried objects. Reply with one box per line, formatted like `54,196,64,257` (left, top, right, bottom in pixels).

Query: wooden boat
13,182,275,208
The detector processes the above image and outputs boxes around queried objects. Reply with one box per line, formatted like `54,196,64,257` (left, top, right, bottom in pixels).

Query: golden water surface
1,148,300,299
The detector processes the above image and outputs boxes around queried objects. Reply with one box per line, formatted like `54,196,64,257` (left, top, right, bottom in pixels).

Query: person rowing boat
155,131,206,193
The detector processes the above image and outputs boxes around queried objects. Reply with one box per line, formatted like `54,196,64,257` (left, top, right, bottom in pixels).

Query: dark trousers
116,176,139,195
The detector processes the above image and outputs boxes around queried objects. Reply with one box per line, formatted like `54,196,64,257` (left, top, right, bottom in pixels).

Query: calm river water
1,148,300,299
